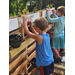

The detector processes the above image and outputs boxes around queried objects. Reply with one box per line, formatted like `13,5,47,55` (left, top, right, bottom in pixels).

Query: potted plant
9,32,22,48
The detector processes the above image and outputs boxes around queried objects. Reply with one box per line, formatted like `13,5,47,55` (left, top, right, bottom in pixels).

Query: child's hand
52,9,56,14
22,15,27,21
46,8,49,12
28,20,32,26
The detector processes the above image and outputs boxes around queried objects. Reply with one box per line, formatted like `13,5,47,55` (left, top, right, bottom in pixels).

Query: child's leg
43,62,54,75
52,37,60,57
60,35,65,53
52,48,61,58
57,48,60,52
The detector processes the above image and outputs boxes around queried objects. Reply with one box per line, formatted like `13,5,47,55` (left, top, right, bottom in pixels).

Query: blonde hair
57,6,65,15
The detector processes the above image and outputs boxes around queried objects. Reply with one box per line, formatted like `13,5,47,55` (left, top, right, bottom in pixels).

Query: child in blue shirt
23,15,54,75
46,6,65,59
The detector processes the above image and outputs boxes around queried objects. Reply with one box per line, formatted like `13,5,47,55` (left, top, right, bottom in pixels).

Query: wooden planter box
9,12,40,40
9,8,55,33
9,23,54,75
9,9,54,74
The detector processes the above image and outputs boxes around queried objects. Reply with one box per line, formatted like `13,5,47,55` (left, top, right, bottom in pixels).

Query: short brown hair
34,17,48,31
57,6,65,15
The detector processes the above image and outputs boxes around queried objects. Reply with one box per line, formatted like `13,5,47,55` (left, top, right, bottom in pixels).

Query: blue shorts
52,35,65,49
43,62,54,75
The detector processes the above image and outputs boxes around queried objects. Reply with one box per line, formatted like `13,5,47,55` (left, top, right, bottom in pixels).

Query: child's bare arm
28,20,38,34
23,15,43,45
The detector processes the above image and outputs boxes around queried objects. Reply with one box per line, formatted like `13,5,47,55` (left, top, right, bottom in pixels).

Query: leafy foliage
9,0,65,17
9,0,29,17
36,0,42,10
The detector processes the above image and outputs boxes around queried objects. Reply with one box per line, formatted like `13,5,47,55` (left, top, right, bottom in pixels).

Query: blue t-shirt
47,13,65,38
36,33,54,66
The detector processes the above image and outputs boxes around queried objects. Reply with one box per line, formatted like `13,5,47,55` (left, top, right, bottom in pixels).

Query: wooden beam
9,43,36,72
54,64,65,71
27,63,32,71
9,30,19,35
9,38,35,58
19,26,24,40
28,67,39,75
54,69,64,75
11,51,36,75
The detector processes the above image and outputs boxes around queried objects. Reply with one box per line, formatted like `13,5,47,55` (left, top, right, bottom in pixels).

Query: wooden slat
54,64,65,71
11,51,36,75
19,26,24,40
27,63,32,71
9,30,19,35
54,69,64,75
28,67,39,75
9,43,36,72
9,38,35,59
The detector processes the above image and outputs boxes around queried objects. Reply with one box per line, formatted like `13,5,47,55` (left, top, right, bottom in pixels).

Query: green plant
22,6,29,15
18,12,22,17
9,0,29,17
33,7,37,12
46,4,50,9
9,13,13,17
16,32,22,40
18,9,22,17
46,4,54,9
50,4,54,8
36,0,42,10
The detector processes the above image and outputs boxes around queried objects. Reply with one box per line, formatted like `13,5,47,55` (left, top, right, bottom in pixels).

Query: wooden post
24,47,28,75
19,26,24,40
17,16,25,40
39,11,42,17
